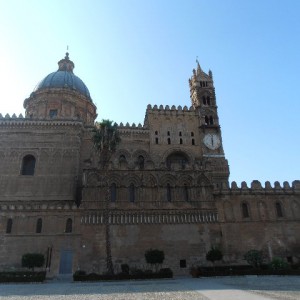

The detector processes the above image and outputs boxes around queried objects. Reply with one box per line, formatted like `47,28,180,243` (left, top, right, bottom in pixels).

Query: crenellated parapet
114,121,149,137
0,114,84,128
217,180,300,194
146,104,196,115
0,113,24,119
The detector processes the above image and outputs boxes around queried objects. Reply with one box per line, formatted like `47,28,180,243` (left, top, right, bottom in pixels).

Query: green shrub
0,271,46,282
159,268,173,278
22,253,45,271
130,267,144,276
269,257,289,271
145,249,165,271
244,250,263,268
206,247,223,264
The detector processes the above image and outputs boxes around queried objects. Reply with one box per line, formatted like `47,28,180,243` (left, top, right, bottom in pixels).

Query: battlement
0,113,24,119
218,180,300,194
0,113,83,127
146,104,196,114
115,122,144,129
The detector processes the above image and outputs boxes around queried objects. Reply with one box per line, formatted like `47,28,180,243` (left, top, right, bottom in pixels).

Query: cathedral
0,53,299,277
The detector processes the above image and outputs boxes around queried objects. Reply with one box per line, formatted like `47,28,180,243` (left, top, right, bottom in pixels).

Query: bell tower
189,60,229,187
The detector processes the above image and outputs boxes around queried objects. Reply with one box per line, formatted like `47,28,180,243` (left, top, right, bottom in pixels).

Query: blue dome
34,53,92,101
35,71,91,99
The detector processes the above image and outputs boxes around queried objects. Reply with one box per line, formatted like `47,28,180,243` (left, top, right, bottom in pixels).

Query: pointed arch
159,174,177,187
123,174,142,187
21,154,36,175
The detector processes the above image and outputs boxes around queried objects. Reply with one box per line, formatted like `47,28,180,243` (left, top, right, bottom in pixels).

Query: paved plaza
0,276,299,300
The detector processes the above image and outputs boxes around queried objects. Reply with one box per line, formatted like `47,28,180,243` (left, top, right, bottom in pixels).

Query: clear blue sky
0,0,299,185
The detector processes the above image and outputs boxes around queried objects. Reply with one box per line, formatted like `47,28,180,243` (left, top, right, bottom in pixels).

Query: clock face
203,134,221,150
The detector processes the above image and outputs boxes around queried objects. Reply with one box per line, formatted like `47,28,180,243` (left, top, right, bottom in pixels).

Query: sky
0,0,299,185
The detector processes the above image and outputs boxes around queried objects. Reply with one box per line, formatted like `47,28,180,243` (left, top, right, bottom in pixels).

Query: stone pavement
0,276,299,300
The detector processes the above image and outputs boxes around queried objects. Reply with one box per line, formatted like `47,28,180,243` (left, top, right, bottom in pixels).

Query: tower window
49,109,58,118
242,203,250,218
167,131,170,136
207,96,211,105
36,218,43,233
179,131,182,136
209,116,214,125
168,138,171,144
167,184,172,202
21,155,36,175
155,137,158,144
191,132,194,137
6,218,13,234
192,139,195,145
184,184,189,201
276,202,283,217
65,218,72,233
129,184,135,202
202,96,207,105
110,183,117,202
155,131,158,135
205,116,209,125
180,138,183,144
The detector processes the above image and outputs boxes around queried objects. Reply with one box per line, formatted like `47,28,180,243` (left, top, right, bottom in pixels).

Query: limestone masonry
0,53,299,276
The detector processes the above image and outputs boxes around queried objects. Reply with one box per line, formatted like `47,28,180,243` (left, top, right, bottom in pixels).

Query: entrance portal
59,250,73,274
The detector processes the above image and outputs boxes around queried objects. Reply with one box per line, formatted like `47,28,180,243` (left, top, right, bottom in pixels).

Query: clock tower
189,60,229,187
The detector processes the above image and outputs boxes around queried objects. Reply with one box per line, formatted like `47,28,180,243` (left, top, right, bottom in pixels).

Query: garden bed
0,271,46,282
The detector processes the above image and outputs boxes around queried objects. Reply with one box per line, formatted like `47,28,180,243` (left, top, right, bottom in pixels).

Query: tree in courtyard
22,253,45,271
206,247,223,271
92,119,120,275
145,249,165,272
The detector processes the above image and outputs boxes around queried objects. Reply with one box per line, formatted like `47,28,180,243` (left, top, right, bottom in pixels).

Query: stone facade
0,54,299,277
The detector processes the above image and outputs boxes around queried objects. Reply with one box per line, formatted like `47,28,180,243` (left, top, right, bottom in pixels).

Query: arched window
191,132,194,137
155,137,158,144
110,183,117,202
155,130,158,135
242,203,250,218
207,96,211,105
65,218,72,233
184,184,189,201
202,96,207,105
119,155,126,163
204,116,209,125
276,202,283,217
21,155,36,175
167,184,172,202
209,116,214,125
138,155,144,170
167,131,170,136
6,218,12,234
180,138,183,144
192,139,195,145
167,138,171,144
36,218,42,233
129,184,135,202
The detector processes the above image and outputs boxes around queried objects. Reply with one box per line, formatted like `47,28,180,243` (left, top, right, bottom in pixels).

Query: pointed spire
196,58,202,75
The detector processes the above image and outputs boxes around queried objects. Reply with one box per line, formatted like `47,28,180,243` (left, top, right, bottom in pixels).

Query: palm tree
92,119,120,275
